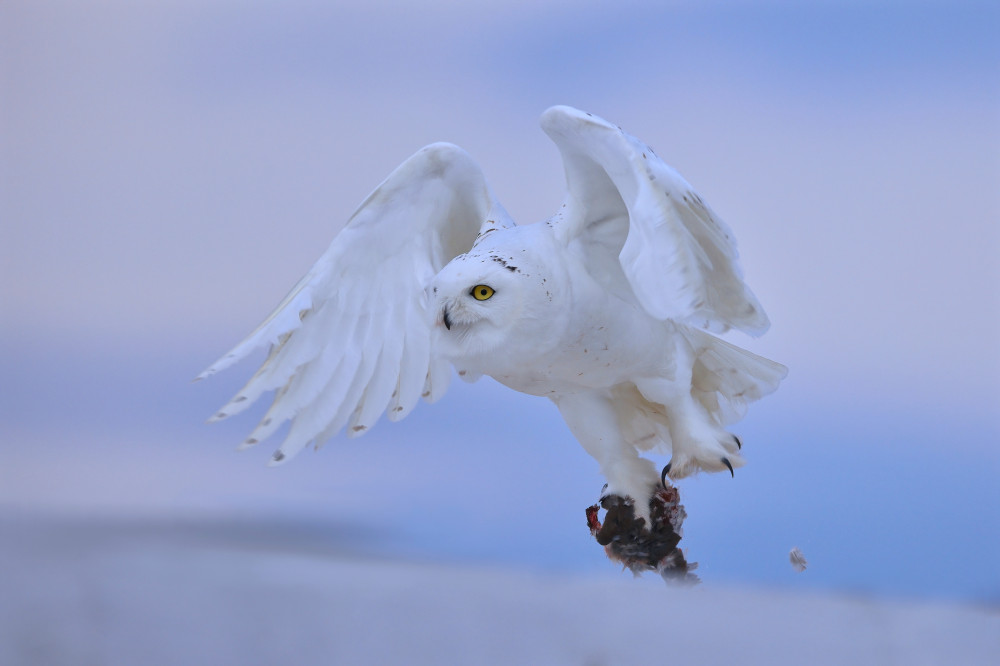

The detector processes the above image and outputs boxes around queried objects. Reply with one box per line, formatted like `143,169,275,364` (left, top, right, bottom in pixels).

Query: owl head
429,226,557,362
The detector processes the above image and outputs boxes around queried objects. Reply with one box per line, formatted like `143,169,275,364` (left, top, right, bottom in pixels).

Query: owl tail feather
680,326,788,426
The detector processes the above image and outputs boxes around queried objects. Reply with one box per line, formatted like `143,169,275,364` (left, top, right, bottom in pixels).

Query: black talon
721,457,734,477
661,462,672,488
733,435,742,450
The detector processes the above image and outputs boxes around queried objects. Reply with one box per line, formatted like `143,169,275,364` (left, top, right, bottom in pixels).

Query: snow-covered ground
2,512,996,666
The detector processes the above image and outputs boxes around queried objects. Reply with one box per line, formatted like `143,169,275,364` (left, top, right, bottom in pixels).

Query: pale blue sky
2,0,998,602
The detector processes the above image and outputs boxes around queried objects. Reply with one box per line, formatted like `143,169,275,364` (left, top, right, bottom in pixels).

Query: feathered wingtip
193,351,246,384
193,271,315,394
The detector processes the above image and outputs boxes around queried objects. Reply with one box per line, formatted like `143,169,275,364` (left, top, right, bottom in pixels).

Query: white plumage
199,106,786,523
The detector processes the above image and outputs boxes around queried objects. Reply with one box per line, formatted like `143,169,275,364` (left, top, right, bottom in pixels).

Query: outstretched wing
541,106,770,336
197,143,500,463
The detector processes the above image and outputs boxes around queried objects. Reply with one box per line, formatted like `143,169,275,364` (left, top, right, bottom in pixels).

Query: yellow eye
471,284,494,301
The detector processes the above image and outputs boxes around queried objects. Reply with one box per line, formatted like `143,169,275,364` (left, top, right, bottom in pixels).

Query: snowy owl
199,106,786,527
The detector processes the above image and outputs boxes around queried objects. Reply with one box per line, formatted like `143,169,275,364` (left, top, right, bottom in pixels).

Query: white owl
199,106,787,527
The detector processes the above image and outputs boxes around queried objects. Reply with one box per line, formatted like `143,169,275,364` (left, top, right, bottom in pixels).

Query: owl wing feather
197,143,499,463
540,105,770,336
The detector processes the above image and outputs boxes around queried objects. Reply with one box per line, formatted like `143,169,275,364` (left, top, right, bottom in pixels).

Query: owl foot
662,453,737,484
663,431,745,480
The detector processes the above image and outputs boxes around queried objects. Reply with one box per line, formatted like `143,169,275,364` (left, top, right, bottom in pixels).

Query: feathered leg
554,390,660,527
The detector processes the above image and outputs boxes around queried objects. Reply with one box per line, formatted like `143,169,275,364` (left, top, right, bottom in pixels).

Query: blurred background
2,0,999,661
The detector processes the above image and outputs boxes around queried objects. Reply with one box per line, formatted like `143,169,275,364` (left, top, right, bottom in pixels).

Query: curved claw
661,462,672,488
733,435,742,450
722,457,734,477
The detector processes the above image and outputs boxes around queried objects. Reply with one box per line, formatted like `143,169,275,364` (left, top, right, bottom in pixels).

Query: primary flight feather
199,106,787,526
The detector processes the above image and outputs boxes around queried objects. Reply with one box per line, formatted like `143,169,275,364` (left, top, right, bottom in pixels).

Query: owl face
429,251,524,359
429,221,566,369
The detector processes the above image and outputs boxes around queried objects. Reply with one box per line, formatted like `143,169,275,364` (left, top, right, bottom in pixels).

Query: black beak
442,306,452,330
